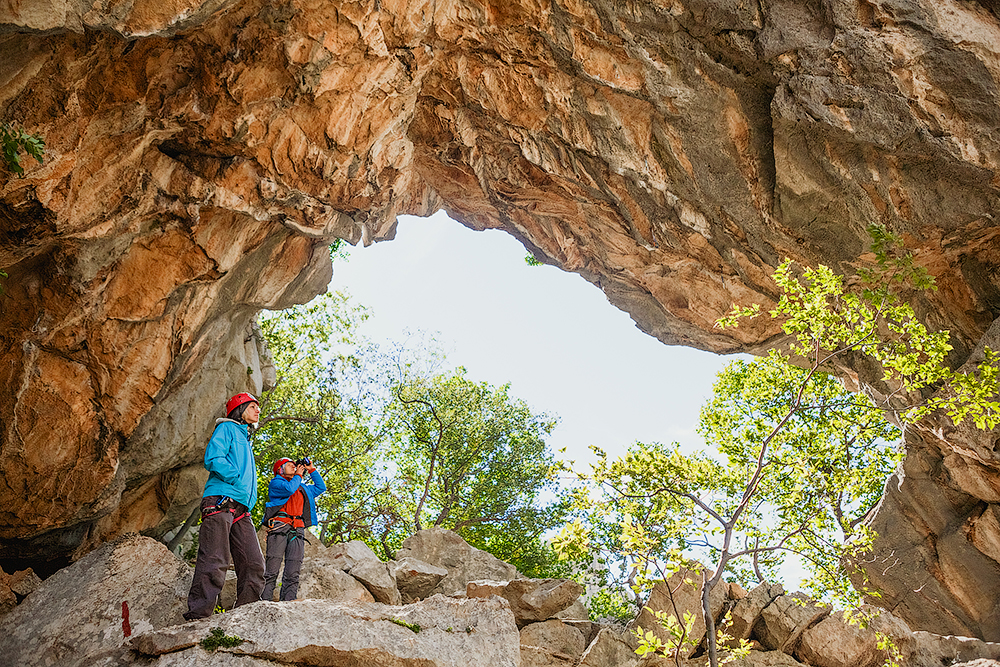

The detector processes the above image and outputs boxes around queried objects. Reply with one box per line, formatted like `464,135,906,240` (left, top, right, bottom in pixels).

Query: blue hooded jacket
263,470,326,527
201,418,258,509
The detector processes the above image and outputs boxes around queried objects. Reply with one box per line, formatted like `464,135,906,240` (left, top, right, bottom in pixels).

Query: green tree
697,354,901,605
584,354,902,644
559,226,999,667
384,367,577,570
253,290,394,541
252,289,576,574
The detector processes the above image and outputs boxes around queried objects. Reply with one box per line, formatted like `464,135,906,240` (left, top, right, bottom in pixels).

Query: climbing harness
266,510,304,531
202,496,249,522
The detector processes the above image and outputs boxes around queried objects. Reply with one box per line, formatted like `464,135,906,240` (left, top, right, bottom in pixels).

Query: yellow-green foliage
558,225,999,667
388,617,421,633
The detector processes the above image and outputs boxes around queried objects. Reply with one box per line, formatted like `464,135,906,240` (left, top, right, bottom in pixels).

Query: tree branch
396,390,445,531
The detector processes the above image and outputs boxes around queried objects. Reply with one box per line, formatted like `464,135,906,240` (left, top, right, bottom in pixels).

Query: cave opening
326,210,733,470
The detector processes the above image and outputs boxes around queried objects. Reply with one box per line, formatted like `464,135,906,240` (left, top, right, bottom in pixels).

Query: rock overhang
1,0,999,639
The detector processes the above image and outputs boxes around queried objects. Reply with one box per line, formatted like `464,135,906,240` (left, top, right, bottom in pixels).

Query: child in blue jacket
260,457,326,601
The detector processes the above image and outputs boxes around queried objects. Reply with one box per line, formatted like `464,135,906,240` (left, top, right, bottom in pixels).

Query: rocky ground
2,528,999,667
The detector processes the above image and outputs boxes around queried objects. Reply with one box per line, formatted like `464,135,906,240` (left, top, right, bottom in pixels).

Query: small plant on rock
200,627,244,651
388,617,421,633
1,122,44,177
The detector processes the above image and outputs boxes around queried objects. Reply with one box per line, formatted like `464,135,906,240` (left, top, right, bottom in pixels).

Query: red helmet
273,458,293,476
226,392,259,416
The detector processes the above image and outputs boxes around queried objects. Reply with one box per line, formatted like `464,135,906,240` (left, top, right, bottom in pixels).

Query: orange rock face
2,0,1000,639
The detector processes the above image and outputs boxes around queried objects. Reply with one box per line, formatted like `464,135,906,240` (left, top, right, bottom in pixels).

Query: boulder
92,646,277,666
628,565,728,659
729,581,749,600
295,557,377,603
726,582,784,643
396,529,519,595
3,566,42,598
247,543,378,604
325,539,383,571
255,527,268,555
908,631,1000,667
393,557,449,603
352,558,403,605
795,608,1000,667
727,650,809,666
128,618,214,656
553,598,589,620
756,593,830,652
520,579,586,621
519,619,587,660
0,564,38,616
863,609,919,662
0,583,14,616
561,619,601,647
520,645,577,667
0,534,191,667
468,578,585,626
794,612,882,667
468,579,508,598
315,539,401,604
132,595,521,667
228,559,376,608
577,628,641,667
219,569,239,609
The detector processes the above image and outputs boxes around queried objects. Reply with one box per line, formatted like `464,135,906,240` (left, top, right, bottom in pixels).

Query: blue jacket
264,470,326,527
201,419,258,509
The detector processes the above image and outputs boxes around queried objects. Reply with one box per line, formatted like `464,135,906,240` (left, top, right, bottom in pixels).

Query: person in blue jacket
183,393,265,620
260,456,326,601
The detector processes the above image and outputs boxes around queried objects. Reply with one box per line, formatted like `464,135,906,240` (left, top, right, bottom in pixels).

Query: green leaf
1,122,45,177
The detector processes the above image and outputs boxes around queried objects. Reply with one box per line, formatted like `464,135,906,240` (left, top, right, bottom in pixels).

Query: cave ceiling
2,0,1000,639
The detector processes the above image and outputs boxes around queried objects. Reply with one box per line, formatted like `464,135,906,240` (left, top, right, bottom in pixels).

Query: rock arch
2,0,1000,638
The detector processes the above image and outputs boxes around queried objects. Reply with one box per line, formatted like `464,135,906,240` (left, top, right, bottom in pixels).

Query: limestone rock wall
853,317,1000,639
2,0,1000,639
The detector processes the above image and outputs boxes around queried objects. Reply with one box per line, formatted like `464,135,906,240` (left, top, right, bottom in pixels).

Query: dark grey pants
261,524,306,601
184,496,265,620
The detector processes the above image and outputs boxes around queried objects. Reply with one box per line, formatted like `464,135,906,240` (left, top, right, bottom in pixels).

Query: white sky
329,210,738,472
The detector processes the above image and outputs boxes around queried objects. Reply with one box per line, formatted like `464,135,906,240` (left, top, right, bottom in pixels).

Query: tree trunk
165,506,200,553
702,570,719,667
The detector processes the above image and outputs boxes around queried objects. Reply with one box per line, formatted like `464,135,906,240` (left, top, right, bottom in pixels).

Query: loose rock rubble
3,530,1000,667
0,565,41,616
